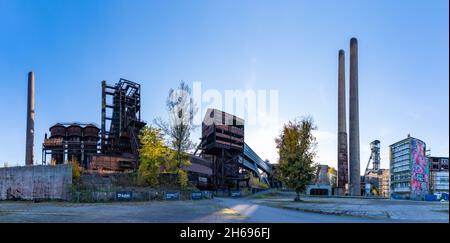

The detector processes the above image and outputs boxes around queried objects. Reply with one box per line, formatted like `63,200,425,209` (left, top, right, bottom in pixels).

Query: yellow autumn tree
138,126,176,187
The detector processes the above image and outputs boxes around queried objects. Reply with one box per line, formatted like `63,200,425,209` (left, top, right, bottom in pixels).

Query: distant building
363,169,389,197
428,156,449,194
389,135,428,200
380,169,390,198
306,164,332,196
429,157,449,171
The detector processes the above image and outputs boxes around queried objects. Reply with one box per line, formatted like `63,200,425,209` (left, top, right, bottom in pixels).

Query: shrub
71,158,81,182
178,169,188,189
249,173,269,189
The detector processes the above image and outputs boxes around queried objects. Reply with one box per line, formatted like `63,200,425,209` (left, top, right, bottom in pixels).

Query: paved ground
216,198,392,222
248,190,449,222
0,193,447,223
0,200,235,223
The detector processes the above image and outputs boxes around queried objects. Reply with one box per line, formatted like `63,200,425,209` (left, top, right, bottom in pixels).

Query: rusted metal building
186,154,214,190
200,108,245,190
42,123,100,167
197,108,273,191
42,78,146,172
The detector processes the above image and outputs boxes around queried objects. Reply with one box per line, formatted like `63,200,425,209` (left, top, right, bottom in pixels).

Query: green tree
154,81,197,187
275,116,317,201
138,126,176,187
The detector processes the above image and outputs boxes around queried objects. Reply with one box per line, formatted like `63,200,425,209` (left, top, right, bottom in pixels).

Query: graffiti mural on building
410,139,428,196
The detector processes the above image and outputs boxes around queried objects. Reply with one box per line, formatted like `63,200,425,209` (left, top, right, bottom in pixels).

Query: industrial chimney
349,38,361,196
337,49,349,195
25,71,35,166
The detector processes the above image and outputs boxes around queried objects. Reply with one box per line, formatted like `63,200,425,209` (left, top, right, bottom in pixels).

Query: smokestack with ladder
25,71,35,166
349,38,361,196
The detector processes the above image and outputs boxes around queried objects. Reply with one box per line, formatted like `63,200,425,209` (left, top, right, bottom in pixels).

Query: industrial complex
42,79,146,172
0,38,447,203
0,0,447,228
334,38,448,200
37,76,275,192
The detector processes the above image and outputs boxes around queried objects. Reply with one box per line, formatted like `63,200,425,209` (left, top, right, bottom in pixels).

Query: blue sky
0,0,448,173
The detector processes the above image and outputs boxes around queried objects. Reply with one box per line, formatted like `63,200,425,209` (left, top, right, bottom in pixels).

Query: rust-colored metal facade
88,154,136,172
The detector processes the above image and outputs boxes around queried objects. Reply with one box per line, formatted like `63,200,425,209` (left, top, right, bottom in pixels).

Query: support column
101,80,106,152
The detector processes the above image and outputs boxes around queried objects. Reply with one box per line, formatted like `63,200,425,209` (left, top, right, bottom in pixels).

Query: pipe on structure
25,71,35,166
349,37,361,196
101,80,106,151
337,49,349,194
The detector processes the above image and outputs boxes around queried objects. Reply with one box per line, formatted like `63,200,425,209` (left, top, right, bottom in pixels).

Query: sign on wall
191,192,203,200
116,191,132,201
165,191,180,200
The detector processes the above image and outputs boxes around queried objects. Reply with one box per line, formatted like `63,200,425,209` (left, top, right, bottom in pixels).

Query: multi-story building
389,135,428,200
428,156,449,194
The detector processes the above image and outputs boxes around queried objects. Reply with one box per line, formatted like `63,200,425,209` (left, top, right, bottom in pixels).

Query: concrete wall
0,164,72,200
307,184,332,196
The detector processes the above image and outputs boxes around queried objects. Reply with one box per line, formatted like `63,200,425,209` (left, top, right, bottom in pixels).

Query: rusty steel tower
101,79,146,164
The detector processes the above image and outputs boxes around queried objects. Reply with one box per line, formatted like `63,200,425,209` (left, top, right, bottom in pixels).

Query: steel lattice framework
101,79,146,163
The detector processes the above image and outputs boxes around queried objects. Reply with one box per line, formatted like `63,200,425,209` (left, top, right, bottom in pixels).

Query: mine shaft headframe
370,140,380,171
365,139,381,175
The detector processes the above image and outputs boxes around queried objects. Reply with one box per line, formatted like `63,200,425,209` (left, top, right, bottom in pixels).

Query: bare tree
154,81,198,169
